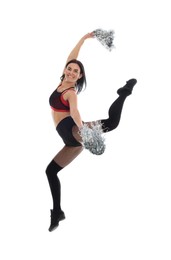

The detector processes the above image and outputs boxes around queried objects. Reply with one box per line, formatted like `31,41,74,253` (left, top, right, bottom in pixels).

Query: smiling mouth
67,75,74,79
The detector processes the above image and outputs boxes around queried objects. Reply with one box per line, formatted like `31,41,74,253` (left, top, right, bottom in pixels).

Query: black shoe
117,78,137,96
48,209,65,232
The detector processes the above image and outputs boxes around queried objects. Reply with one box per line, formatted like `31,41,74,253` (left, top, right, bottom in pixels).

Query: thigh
53,145,83,168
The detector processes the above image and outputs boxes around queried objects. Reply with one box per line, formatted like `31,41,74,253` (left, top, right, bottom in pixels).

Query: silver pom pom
93,28,115,51
79,121,106,155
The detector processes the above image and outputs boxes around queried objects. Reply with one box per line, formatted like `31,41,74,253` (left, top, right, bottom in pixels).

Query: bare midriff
51,110,71,127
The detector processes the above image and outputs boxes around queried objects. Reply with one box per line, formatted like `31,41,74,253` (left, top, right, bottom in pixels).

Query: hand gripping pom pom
79,122,106,155
93,28,115,51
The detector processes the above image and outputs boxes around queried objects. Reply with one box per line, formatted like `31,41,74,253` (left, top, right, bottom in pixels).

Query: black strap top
49,87,75,112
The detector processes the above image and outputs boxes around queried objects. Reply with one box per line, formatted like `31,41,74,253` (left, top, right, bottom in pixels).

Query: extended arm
65,32,94,64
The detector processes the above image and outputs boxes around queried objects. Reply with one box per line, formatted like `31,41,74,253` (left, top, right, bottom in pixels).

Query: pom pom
93,28,115,51
79,121,106,155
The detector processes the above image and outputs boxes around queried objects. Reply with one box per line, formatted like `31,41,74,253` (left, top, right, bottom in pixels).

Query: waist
51,109,71,127
50,106,70,112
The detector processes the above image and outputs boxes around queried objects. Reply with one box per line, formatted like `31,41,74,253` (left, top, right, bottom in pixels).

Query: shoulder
63,87,77,95
62,88,77,100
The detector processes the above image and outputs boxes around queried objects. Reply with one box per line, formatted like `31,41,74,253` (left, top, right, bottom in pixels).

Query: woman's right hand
82,32,94,40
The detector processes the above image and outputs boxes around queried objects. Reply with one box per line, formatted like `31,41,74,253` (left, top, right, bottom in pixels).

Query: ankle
117,78,137,96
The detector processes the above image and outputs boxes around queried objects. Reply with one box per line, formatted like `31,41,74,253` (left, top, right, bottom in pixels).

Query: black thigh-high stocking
101,78,137,132
46,160,63,213
45,145,83,213
101,94,127,133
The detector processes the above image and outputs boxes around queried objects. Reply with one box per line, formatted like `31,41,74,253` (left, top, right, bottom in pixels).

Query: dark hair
60,59,87,94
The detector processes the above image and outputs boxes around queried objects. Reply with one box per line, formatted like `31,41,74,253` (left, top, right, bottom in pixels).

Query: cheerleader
46,30,137,231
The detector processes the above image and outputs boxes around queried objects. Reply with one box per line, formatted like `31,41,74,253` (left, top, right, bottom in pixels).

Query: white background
0,0,171,259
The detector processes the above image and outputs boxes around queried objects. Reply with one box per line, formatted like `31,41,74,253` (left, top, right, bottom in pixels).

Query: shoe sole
48,214,66,232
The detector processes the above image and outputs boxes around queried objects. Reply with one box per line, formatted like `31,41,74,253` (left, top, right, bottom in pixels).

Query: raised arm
65,32,94,64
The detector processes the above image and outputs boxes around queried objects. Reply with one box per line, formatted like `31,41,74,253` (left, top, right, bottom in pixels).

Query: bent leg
46,119,84,230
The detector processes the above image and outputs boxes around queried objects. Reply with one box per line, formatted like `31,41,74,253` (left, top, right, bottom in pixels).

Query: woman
46,32,137,232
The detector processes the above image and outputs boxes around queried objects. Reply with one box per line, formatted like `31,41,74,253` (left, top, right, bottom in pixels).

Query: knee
45,163,53,178
101,119,109,132
101,119,118,132
73,145,84,153
69,145,84,157
79,145,84,152
45,162,51,176
45,160,62,176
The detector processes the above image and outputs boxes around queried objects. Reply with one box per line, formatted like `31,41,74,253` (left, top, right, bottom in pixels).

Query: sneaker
48,209,65,232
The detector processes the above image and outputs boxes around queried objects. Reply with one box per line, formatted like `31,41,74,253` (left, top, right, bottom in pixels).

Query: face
64,63,82,83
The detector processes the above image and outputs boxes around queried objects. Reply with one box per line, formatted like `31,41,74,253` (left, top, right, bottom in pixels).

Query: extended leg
70,79,137,155
101,78,137,132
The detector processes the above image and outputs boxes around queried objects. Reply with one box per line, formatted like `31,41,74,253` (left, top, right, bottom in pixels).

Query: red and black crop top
49,87,75,112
